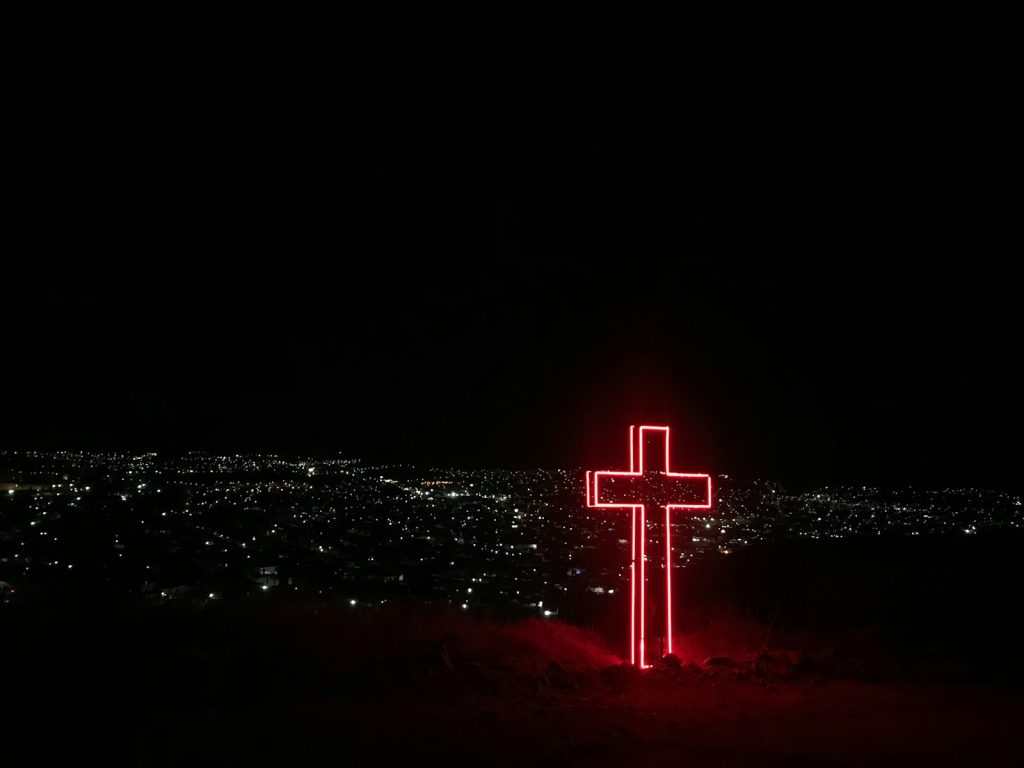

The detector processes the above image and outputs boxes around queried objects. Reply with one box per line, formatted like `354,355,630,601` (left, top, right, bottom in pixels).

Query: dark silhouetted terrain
5,535,1024,766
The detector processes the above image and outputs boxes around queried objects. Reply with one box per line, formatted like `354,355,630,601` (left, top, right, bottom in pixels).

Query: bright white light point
208,593,215,599
350,599,356,606
543,610,553,617
467,587,472,593
261,585,268,591
461,603,468,609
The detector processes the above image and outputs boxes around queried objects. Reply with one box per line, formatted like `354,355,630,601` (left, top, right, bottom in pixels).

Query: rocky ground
7,593,1024,766
124,607,1024,766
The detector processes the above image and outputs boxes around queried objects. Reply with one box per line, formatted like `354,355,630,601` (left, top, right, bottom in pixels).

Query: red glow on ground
587,425,711,667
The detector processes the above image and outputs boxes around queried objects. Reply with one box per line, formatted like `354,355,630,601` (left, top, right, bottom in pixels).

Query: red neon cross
586,426,711,668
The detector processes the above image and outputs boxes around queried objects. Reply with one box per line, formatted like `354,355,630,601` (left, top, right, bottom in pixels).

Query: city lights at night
4,449,1018,615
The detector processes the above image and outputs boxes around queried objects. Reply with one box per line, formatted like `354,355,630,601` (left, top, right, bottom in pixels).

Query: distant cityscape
1,451,1021,611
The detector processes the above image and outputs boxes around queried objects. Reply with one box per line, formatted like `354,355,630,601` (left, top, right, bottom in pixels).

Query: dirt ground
142,670,1024,766
132,612,1024,767
8,602,1023,766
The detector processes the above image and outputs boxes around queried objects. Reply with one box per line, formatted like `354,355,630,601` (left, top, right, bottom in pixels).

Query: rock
753,649,801,680
704,655,738,667
808,648,835,674
547,659,568,675
662,653,682,668
545,659,574,689
464,661,503,695
601,663,641,691
578,668,601,689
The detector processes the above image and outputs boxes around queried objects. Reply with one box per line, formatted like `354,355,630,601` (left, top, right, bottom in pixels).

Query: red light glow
587,425,711,667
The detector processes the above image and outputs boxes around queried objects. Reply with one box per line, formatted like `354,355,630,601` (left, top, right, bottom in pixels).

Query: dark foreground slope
7,600,1024,767
5,534,1024,766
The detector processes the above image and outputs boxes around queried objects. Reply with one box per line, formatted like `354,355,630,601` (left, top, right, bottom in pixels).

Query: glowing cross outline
586,425,711,668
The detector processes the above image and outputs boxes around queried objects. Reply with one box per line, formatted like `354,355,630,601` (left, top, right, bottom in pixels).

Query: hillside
5,598,1023,766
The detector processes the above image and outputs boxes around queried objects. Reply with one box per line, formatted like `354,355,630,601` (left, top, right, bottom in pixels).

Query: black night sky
5,137,1019,492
